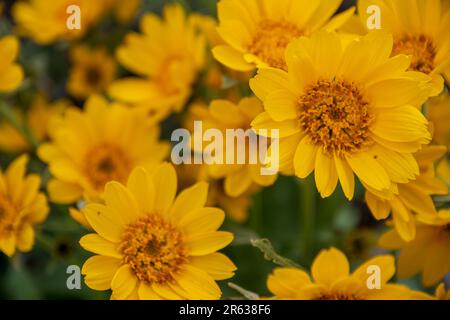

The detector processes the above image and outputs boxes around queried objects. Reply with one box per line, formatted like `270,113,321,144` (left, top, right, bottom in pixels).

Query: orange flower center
0,194,17,237
119,215,188,285
85,66,102,87
248,19,302,70
84,144,131,190
297,79,374,156
392,34,436,74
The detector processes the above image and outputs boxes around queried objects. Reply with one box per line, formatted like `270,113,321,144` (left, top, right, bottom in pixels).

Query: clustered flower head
0,0,449,300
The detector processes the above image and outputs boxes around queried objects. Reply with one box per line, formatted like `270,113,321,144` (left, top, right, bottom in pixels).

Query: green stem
0,100,39,149
299,177,316,263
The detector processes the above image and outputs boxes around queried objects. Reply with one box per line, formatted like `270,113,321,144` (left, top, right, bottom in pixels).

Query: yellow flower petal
311,247,350,287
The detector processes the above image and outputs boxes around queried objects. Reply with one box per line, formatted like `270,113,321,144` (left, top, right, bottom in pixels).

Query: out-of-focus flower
428,93,450,146
79,164,235,299
176,162,255,223
379,210,450,287
213,0,354,71
189,98,277,197
67,46,116,100
355,0,450,95
37,95,169,204
0,155,49,257
109,4,206,121
435,283,450,300
251,31,433,200
365,146,448,241
0,94,69,152
13,0,107,44
428,93,450,183
0,36,23,93
267,247,426,299
105,0,141,24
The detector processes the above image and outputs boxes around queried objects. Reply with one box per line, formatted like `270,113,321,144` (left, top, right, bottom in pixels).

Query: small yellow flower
0,155,49,257
213,0,354,71
108,4,206,121
435,283,450,300
12,0,106,44
356,0,450,95
0,94,69,152
267,247,424,300
0,36,23,93
365,146,448,241
379,210,450,287
251,31,433,200
190,98,277,197
79,163,236,300
38,95,169,204
67,46,116,99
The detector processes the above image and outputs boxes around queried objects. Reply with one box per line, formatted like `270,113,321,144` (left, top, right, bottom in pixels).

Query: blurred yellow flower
0,94,68,152
67,46,116,99
213,0,354,71
38,95,169,204
435,283,450,300
428,92,450,145
0,36,23,93
0,155,49,257
109,4,206,121
176,162,255,223
251,31,433,200
80,164,235,299
13,0,106,44
365,146,448,241
379,209,450,287
105,0,141,24
356,0,450,95
267,247,424,299
189,98,277,197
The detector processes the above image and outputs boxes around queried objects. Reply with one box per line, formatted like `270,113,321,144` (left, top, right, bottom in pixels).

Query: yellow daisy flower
108,4,206,121
435,283,450,300
12,0,106,44
190,98,277,197
356,0,450,95
37,95,169,204
437,156,450,183
79,164,236,300
251,31,433,200
0,36,23,93
365,146,448,241
213,0,355,71
0,155,49,256
67,46,116,100
0,94,68,152
267,247,424,300
379,209,450,287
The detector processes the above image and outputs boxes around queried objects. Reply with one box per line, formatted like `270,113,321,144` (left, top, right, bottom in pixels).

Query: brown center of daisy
297,79,374,156
248,19,302,70
85,66,102,86
84,144,131,190
392,34,436,74
119,215,188,285
0,194,17,236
